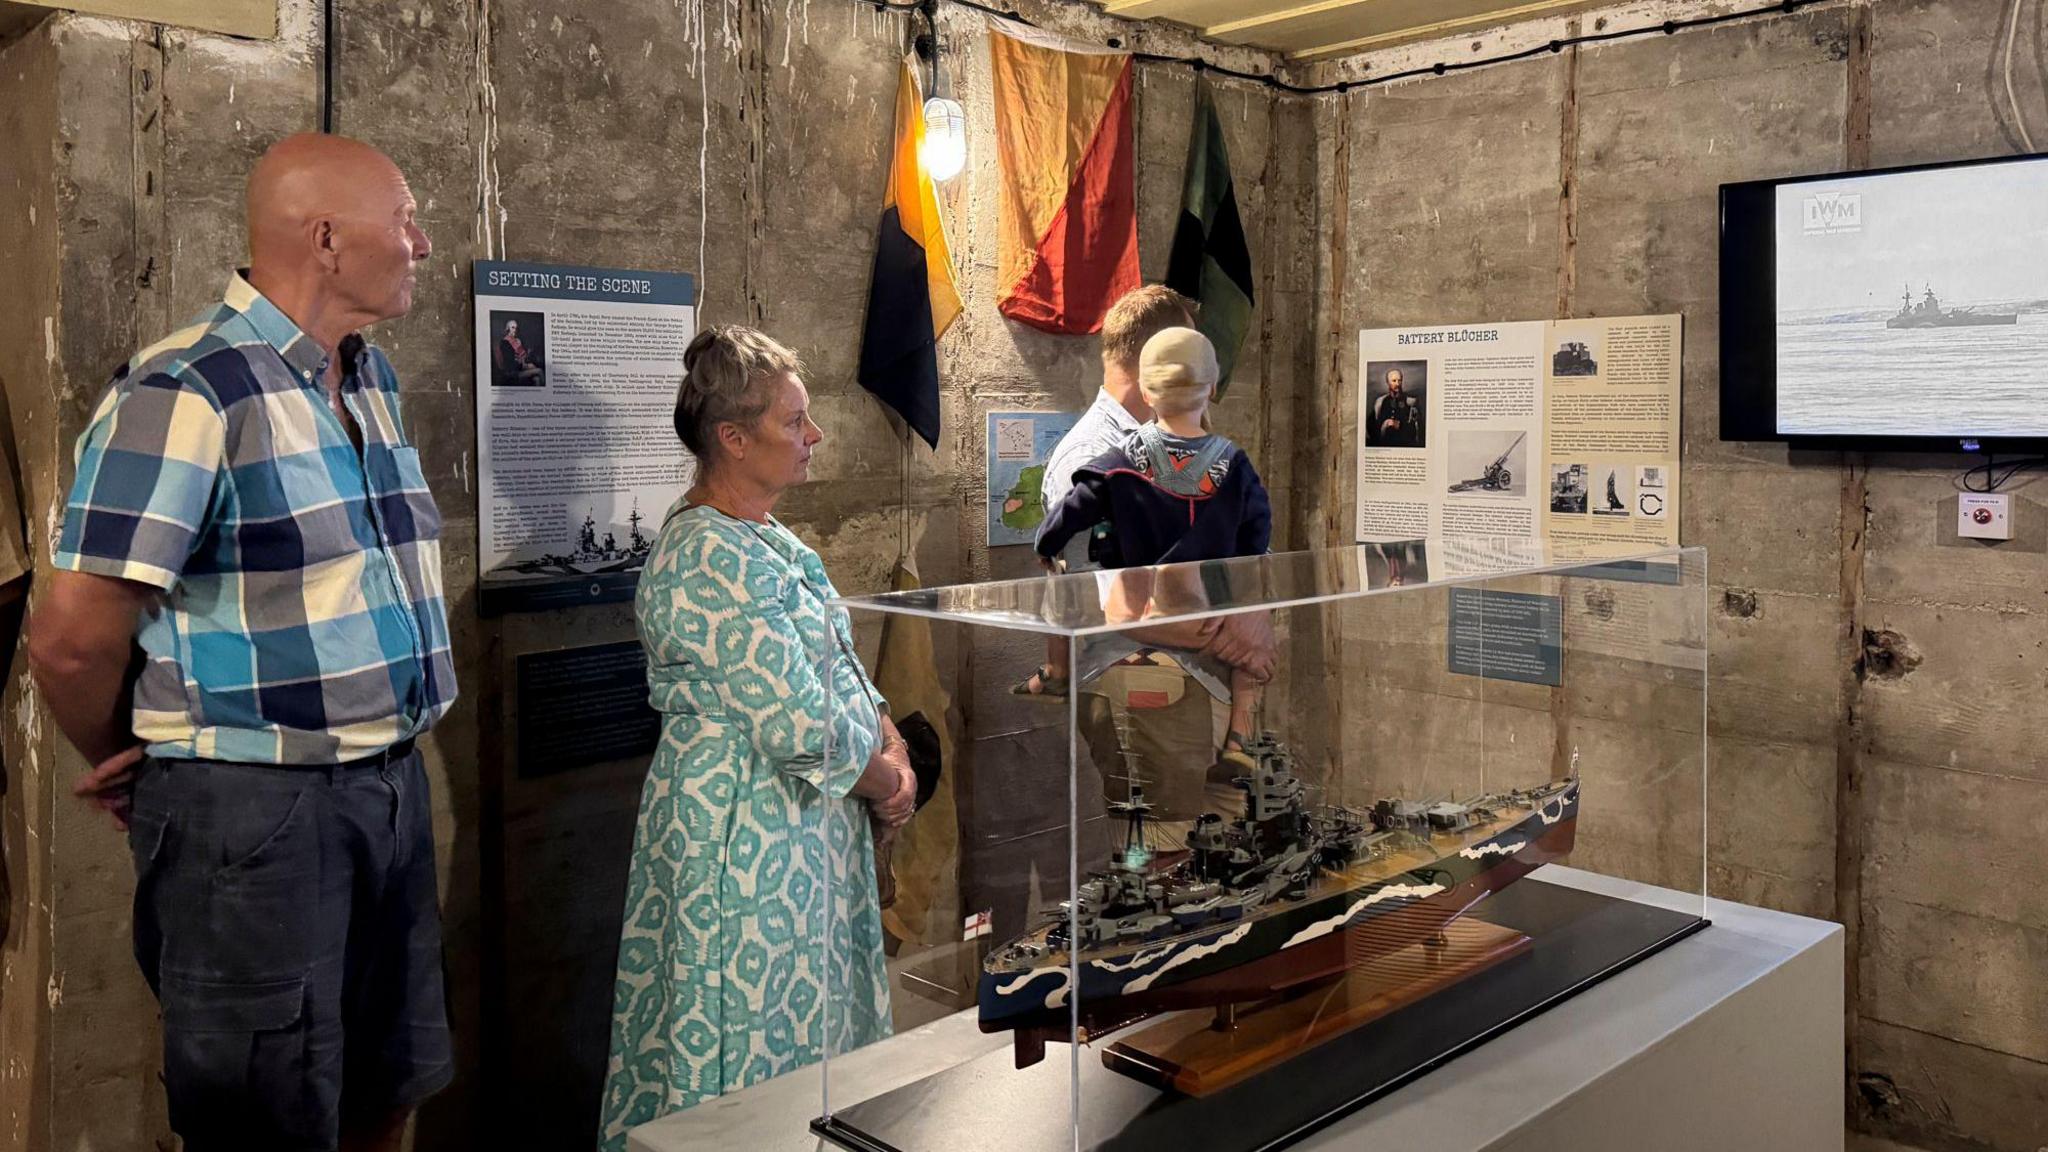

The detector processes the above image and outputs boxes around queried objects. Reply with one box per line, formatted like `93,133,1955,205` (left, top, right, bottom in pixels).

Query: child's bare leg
1227,666,1259,750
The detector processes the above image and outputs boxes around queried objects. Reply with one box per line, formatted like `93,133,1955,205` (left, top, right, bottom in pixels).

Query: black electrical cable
919,0,942,94
1961,454,2046,493
321,0,335,132
845,0,1826,94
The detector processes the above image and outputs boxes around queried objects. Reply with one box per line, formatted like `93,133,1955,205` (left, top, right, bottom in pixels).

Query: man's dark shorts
127,747,452,1151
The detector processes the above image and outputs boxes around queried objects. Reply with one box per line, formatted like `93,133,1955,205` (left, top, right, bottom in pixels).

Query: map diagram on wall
987,410,1079,547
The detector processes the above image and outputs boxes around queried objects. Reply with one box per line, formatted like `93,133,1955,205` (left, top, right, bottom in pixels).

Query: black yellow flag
857,59,963,449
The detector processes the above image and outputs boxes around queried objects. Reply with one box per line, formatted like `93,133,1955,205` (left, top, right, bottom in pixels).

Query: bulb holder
921,96,967,182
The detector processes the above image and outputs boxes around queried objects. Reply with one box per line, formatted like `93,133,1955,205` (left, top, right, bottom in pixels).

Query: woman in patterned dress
599,327,916,1149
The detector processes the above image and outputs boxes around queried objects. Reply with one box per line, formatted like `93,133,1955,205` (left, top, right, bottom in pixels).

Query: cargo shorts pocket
127,803,171,989
190,784,319,981
160,973,323,1146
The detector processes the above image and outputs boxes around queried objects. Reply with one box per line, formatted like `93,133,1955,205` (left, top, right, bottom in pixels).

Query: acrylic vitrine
810,538,1708,1152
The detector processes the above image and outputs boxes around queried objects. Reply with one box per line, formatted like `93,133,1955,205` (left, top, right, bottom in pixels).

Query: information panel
515,641,661,777
474,260,697,615
1356,314,1681,550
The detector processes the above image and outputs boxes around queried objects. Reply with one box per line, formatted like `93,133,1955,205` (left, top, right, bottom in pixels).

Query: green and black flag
1165,80,1255,395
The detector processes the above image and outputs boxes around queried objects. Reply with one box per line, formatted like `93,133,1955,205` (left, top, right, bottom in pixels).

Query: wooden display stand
1101,919,1532,1097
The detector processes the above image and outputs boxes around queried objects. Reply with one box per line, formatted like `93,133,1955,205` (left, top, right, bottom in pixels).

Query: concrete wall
0,8,326,1148
1296,2,2047,1149
0,1,1313,1147
1855,5,2048,1147
3,0,2044,1149
0,22,64,1150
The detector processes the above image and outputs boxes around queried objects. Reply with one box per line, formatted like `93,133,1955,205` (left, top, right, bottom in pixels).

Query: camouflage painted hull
976,779,1579,1049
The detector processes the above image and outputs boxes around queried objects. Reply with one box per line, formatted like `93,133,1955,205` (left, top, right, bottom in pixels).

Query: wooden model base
1100,919,1533,1098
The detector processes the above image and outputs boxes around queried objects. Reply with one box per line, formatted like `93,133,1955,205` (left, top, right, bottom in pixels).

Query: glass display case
812,538,1707,1152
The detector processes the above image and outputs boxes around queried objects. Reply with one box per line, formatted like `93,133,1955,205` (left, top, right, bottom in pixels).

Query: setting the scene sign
473,260,698,615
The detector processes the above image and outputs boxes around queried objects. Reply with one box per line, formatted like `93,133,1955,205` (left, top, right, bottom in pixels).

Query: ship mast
1109,709,1152,869
1110,791,1153,871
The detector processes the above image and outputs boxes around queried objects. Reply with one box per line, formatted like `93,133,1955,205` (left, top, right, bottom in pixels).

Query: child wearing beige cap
1035,327,1273,766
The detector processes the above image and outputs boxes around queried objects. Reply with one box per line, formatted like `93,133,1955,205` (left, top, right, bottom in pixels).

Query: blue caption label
1447,587,1564,686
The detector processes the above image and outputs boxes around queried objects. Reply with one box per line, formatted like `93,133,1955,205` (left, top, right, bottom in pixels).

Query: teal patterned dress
599,503,892,1150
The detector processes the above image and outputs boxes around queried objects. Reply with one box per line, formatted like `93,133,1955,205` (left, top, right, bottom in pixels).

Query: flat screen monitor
1721,153,2048,452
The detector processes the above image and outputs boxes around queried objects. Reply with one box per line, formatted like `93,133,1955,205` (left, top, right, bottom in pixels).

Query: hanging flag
1166,80,1256,395
857,57,963,450
988,18,1140,335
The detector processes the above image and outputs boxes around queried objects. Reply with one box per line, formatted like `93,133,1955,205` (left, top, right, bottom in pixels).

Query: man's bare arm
1205,612,1276,682
28,570,152,767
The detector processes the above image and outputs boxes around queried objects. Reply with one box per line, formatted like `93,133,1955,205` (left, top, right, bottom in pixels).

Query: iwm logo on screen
1802,191,1863,234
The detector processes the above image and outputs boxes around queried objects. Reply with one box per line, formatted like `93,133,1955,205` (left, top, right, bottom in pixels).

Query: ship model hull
976,763,1579,1064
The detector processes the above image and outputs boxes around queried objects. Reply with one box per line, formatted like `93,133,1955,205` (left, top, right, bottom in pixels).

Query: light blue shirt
1041,388,1141,514
1039,389,1227,703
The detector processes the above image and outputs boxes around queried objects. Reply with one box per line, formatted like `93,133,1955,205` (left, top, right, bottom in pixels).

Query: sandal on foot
1217,731,1257,773
1010,665,1070,698
1217,748,1258,774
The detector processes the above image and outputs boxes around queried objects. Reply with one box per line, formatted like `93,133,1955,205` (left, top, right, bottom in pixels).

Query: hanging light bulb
921,96,967,183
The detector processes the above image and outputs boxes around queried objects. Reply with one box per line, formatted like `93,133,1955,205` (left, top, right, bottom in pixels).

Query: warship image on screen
1771,157,2048,438
977,734,1579,1069
1884,284,2017,329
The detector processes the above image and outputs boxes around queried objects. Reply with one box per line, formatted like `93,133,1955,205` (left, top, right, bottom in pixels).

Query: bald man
30,133,454,1152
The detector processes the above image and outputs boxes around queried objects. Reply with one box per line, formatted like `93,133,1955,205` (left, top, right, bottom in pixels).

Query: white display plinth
627,868,1844,1152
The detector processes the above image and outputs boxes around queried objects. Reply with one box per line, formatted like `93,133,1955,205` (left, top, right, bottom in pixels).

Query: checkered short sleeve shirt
54,273,456,765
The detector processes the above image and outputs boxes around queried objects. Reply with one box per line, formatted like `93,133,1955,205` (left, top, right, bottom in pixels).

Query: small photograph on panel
1364,360,1427,448
1550,462,1588,513
1552,326,1602,377
1446,430,1527,496
1636,465,1670,519
1365,538,1430,588
1593,464,1633,516
490,310,548,387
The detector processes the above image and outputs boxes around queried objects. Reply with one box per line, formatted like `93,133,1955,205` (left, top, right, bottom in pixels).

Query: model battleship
976,734,1579,1067
1886,284,2018,329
